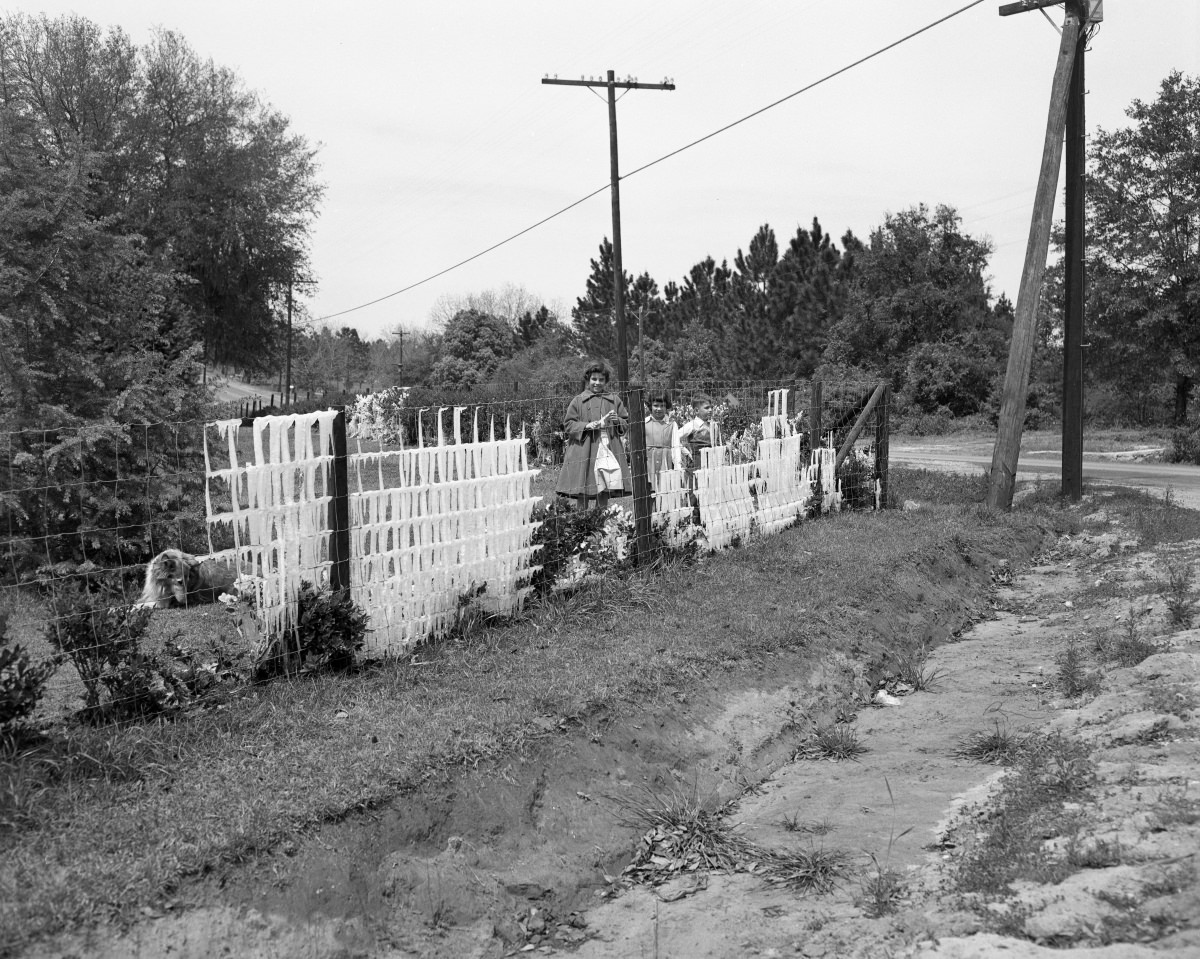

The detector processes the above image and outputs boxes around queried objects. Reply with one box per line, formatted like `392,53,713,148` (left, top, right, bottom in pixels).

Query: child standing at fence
678,393,721,463
643,392,687,491
556,363,631,511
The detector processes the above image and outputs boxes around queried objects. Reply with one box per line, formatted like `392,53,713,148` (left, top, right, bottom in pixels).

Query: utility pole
396,327,405,382
988,0,1085,509
286,275,316,408
1062,2,1101,500
637,305,647,383
543,69,674,562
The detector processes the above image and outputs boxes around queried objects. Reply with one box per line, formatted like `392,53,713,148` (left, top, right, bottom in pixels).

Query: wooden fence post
835,383,887,472
627,386,653,564
874,384,891,509
809,379,823,449
328,407,351,595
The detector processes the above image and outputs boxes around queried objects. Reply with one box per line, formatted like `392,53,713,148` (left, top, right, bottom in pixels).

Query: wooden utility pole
543,70,674,562
987,2,1082,509
1062,2,1098,500
285,276,316,409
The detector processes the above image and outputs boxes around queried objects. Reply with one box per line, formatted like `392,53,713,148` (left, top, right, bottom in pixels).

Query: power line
316,0,987,323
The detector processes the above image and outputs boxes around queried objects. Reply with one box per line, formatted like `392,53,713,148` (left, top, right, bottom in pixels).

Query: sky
11,1,1200,341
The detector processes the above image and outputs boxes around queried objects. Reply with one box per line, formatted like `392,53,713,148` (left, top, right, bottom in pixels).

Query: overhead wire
316,0,988,323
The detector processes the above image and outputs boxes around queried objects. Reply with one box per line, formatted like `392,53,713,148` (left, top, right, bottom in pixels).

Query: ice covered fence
204,408,542,657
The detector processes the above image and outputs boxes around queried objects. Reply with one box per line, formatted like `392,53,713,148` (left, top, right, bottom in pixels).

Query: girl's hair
648,391,673,410
581,363,611,386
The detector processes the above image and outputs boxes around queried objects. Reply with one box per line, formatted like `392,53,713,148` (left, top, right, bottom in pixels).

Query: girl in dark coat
555,364,631,511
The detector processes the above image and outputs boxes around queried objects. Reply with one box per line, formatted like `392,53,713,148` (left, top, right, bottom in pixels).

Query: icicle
437,407,447,448
489,415,496,443
472,407,480,445
505,415,512,441
417,409,425,449
453,406,465,444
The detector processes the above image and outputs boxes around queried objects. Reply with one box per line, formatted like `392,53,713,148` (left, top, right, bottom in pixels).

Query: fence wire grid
1,377,890,728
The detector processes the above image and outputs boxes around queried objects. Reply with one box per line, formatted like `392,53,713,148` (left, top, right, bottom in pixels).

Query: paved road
891,446,1200,509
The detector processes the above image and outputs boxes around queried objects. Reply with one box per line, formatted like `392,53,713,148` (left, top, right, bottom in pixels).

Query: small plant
858,779,912,917
955,721,1028,765
1055,642,1101,699
781,814,832,835
0,613,58,735
762,846,851,893
1163,563,1195,628
1101,604,1163,667
1151,785,1200,828
254,582,369,678
48,592,187,721
1144,683,1198,719
886,644,945,693
794,723,866,762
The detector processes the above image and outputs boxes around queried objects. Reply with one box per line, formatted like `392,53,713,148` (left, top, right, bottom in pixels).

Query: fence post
809,379,823,448
328,407,351,595
874,383,891,509
627,386,653,564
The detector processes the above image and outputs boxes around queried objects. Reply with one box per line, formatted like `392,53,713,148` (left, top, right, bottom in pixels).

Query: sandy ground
23,492,1200,959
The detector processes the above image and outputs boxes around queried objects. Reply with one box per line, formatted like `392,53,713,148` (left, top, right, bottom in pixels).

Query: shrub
528,501,630,592
0,422,211,584
254,582,369,678
1169,424,1200,465
0,613,58,732
48,595,188,721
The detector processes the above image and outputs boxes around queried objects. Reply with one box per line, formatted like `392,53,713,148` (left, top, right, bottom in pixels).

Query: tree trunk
1175,375,1192,425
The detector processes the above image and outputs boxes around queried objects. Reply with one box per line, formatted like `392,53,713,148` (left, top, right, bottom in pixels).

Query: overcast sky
13,1,1199,341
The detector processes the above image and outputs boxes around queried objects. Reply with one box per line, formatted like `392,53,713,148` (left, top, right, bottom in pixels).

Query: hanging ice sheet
346,421,542,657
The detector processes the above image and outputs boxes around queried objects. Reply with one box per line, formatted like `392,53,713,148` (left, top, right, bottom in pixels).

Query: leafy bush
529,501,632,592
904,341,993,416
0,422,211,585
1169,424,1200,465
0,612,58,732
48,595,189,721
254,582,369,678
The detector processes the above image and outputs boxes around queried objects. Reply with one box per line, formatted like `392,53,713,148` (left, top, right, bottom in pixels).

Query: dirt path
25,504,1200,959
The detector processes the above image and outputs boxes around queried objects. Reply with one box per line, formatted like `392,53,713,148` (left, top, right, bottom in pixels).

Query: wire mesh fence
0,376,889,729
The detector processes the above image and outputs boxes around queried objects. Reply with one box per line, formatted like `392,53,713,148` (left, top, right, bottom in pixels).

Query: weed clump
1163,563,1195,628
612,783,850,893
794,723,866,762
1101,605,1164,667
955,721,1029,765
955,733,1096,897
1055,642,1102,699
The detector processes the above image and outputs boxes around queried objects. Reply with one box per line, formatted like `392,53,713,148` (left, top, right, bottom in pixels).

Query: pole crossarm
998,0,1063,16
542,78,675,91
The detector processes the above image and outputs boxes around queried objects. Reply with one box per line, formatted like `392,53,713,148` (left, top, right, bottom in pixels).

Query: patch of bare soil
23,505,1200,959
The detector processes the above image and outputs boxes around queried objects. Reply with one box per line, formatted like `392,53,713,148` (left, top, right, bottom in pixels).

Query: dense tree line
0,13,321,428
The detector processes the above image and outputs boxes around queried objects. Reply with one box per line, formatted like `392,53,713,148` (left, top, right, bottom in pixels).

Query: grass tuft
612,783,850,892
781,813,832,835
886,644,945,693
858,857,906,917
793,723,866,762
954,721,1029,765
